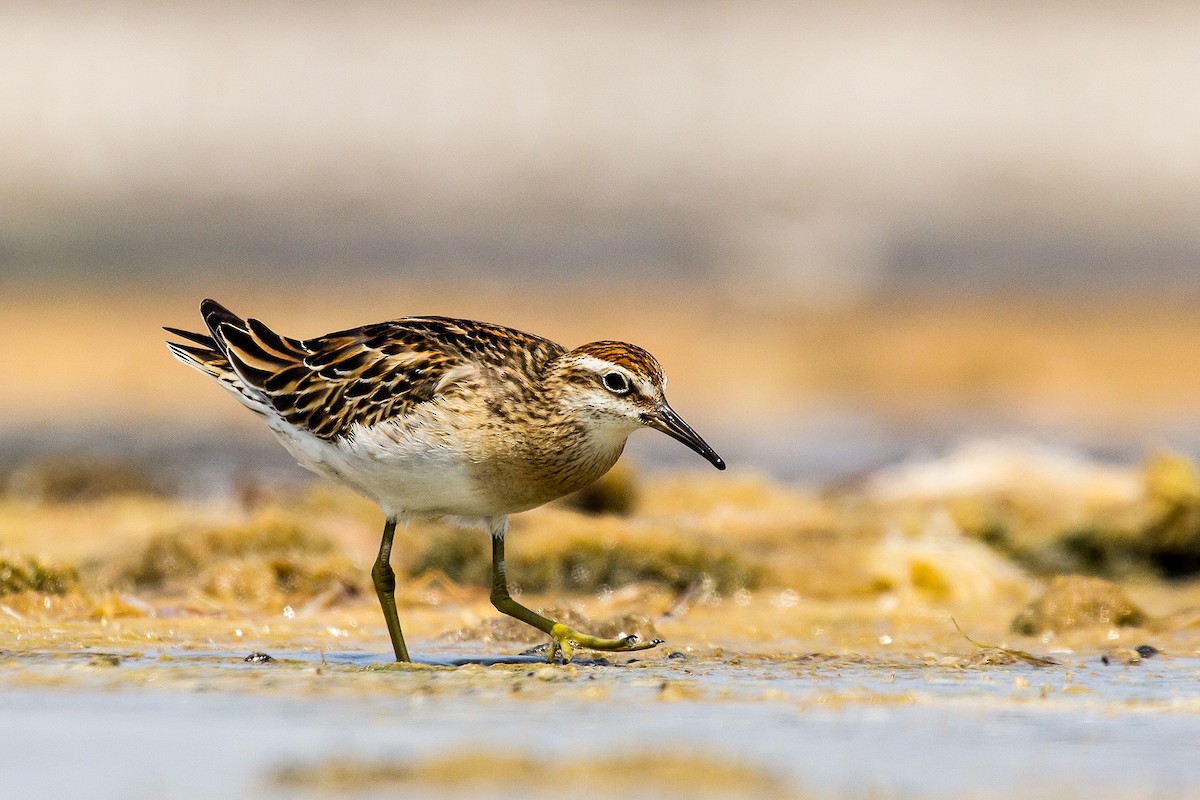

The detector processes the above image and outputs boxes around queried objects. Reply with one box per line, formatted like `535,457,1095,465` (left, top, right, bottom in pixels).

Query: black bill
643,402,726,470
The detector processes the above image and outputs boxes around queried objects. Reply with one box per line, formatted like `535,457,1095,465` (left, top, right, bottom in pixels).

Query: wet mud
4,446,1200,798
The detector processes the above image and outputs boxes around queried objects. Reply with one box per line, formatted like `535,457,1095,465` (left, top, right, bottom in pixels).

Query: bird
165,299,725,663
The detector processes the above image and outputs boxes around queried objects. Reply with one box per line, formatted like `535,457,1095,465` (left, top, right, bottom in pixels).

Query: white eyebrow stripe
573,355,622,374
573,354,657,396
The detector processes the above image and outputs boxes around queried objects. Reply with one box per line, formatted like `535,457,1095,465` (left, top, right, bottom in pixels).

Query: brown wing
175,300,565,440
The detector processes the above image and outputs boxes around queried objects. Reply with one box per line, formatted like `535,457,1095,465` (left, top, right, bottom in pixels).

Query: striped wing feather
166,300,564,440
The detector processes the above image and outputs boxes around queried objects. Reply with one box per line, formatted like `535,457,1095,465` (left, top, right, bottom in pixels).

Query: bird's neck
529,408,632,495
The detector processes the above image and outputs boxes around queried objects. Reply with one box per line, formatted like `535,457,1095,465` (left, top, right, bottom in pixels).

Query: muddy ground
4,446,1200,798
5,289,1200,797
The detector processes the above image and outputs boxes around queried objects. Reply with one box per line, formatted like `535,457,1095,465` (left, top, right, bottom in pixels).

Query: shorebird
166,300,725,662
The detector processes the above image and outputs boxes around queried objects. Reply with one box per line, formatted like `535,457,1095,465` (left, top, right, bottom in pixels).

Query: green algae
105,517,365,604
409,532,759,594
1010,575,1148,635
0,555,78,596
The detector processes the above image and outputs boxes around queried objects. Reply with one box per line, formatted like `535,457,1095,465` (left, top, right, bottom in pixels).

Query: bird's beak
643,401,726,470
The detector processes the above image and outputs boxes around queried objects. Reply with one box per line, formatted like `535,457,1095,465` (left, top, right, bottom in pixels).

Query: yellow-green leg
487,520,662,663
372,518,410,662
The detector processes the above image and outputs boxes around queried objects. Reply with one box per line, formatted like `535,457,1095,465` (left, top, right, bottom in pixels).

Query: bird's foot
546,623,663,663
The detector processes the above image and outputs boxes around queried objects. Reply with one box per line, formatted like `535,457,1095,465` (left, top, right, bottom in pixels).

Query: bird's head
548,340,725,470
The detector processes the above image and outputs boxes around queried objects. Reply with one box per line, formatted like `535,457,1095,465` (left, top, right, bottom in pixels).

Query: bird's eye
602,371,630,395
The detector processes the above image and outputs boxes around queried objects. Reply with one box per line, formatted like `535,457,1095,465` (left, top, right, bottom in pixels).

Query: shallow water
3,647,1199,799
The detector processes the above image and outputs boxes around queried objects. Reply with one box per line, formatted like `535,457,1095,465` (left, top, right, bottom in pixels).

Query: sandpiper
166,300,725,662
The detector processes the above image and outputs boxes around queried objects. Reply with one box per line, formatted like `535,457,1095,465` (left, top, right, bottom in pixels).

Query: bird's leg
487,518,662,663
372,518,410,662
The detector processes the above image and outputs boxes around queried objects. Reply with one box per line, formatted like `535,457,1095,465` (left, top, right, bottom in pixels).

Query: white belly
262,394,629,521
267,412,496,519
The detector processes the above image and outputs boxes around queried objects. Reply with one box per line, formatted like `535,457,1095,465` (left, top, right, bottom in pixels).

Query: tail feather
219,322,292,375
247,317,307,362
198,302,310,401
166,342,218,363
165,300,276,417
162,326,216,348
200,299,243,336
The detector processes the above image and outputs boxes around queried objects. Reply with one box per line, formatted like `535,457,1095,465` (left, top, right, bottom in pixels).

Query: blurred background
4,0,1200,486
8,8,1200,794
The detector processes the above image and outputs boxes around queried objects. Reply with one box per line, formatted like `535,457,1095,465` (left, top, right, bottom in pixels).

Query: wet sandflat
6,425,1200,798
3,645,1200,799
